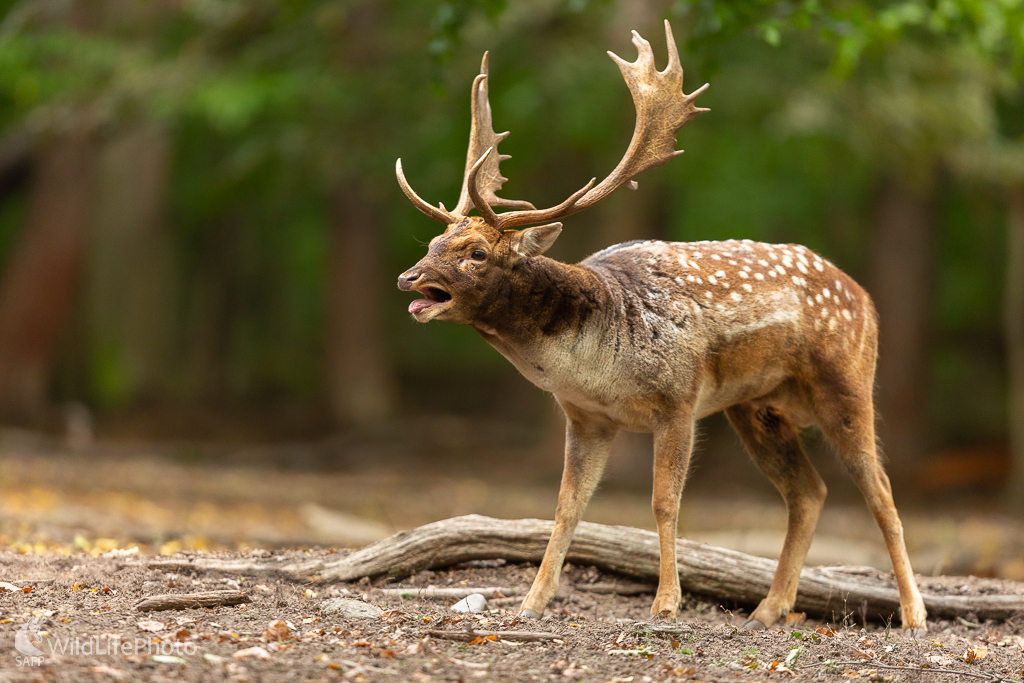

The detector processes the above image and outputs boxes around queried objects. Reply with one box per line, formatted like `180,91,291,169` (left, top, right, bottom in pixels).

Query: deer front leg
520,413,616,618
650,409,695,619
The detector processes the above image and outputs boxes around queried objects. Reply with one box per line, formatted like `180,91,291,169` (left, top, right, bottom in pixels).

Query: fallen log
133,590,251,612
142,514,1024,621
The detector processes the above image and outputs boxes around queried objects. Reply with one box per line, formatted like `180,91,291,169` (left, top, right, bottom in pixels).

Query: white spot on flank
823,288,830,298
792,276,801,285
731,292,742,301
688,261,700,269
770,253,779,261
711,254,721,261
742,283,753,292
782,256,793,268
692,252,702,258
797,262,808,274
743,265,751,272
815,294,823,303
686,275,695,282
758,260,769,267
738,271,748,278
728,260,738,266
769,270,777,278
836,280,843,291
806,296,813,305
814,261,824,271
708,275,718,285
715,270,726,278
828,317,838,331
821,308,829,317
754,272,764,281
695,277,703,284
722,282,730,288
842,309,852,320
705,291,713,299
775,265,786,275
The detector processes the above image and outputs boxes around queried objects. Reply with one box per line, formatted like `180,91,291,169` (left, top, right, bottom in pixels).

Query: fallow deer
396,21,928,632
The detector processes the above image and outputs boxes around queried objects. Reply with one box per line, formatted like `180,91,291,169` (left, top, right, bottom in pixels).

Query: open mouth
409,286,452,315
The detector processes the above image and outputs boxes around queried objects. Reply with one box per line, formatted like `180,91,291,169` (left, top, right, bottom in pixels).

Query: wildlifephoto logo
15,617,45,658
12,617,198,667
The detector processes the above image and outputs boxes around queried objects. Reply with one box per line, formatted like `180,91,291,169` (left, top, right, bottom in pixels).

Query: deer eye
470,250,486,261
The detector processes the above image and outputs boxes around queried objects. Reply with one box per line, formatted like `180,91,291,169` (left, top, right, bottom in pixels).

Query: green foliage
0,0,1018,438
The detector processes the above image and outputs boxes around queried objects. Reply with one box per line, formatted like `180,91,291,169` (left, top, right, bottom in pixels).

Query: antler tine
495,177,596,231
396,159,455,224
482,20,707,230
455,52,536,219
467,147,500,227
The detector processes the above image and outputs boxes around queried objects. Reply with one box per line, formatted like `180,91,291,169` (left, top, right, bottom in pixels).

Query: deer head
397,21,708,325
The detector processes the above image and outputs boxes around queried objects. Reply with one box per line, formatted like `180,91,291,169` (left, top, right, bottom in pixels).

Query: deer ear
511,222,563,259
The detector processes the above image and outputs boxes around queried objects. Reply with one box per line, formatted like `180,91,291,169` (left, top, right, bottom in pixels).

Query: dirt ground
2,550,1023,683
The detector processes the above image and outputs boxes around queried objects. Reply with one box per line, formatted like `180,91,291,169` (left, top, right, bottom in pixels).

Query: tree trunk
84,124,172,405
1006,186,1024,504
0,129,97,422
867,175,935,485
326,187,395,425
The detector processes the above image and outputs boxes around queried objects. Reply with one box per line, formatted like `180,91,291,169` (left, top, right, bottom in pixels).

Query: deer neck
473,256,608,349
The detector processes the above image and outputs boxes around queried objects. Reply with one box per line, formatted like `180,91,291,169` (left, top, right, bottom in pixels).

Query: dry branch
372,586,516,600
423,629,561,642
133,590,251,612
142,515,1024,621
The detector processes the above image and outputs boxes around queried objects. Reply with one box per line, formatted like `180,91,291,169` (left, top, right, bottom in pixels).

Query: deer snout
398,268,422,291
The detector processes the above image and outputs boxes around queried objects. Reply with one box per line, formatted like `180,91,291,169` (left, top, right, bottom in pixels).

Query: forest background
0,0,1022,570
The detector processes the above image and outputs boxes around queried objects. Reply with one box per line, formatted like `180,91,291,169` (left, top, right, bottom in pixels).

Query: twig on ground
574,581,654,596
373,586,517,600
423,628,561,642
133,590,251,612
799,659,1008,682
418,635,489,669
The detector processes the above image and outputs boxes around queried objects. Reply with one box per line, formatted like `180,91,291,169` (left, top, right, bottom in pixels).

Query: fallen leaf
785,612,807,625
963,646,989,663
0,582,20,592
90,665,127,679
263,620,292,641
234,646,271,660
137,621,165,632
151,655,187,665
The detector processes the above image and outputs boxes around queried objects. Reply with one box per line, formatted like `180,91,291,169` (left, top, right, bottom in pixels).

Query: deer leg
519,414,616,618
725,403,827,629
816,394,928,634
649,410,695,619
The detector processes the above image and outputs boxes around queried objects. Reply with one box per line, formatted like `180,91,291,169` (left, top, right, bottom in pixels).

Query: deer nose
398,269,421,291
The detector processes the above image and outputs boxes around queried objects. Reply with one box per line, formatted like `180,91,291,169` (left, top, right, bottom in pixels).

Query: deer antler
395,53,534,226
397,21,707,231
456,53,536,218
489,20,708,231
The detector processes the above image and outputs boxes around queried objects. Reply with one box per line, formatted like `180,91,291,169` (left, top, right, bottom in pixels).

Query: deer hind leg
649,409,695,619
519,414,616,619
725,402,827,629
814,389,928,634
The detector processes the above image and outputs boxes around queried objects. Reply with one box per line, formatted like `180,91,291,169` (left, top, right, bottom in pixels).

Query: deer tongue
409,298,438,314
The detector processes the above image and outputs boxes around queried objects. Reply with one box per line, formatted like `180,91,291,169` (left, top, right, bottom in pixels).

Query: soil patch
1,550,1022,682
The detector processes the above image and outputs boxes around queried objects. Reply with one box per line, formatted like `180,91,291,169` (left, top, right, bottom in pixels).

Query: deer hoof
519,608,542,619
741,619,766,630
903,625,928,639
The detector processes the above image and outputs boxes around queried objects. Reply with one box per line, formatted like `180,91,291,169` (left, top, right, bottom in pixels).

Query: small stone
319,598,382,619
202,654,229,664
451,593,487,613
